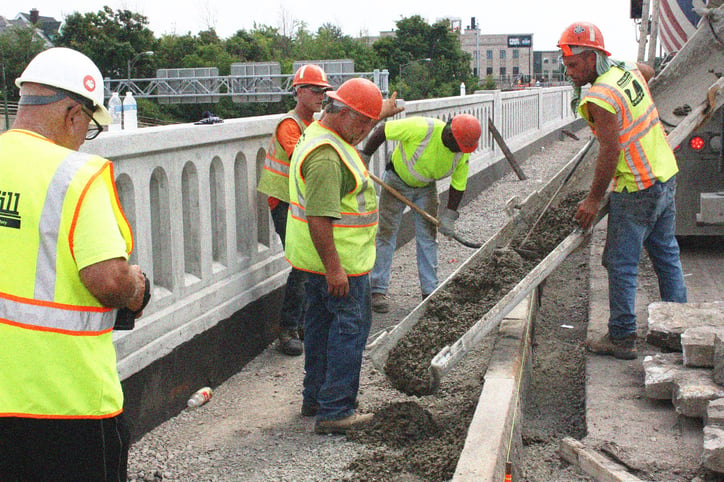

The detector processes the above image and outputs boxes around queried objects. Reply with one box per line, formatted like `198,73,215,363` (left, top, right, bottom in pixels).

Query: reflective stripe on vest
0,292,114,333
36,152,95,300
580,67,676,191
397,118,463,184
286,122,378,275
264,111,305,178
257,112,306,202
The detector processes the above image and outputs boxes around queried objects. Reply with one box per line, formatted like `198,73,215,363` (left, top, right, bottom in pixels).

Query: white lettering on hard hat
83,75,96,92
586,23,596,42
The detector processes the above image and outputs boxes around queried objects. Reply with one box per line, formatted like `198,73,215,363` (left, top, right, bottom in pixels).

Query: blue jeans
302,273,372,421
270,201,306,332
370,169,439,297
603,176,687,339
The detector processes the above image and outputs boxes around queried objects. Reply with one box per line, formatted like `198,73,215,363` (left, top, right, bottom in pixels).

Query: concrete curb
453,291,537,480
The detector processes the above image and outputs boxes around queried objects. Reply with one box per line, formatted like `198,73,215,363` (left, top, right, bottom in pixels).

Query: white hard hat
16,47,111,125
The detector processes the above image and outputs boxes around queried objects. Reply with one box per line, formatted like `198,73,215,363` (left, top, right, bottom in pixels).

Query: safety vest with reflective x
0,129,132,419
579,66,678,192
257,111,306,202
286,121,378,276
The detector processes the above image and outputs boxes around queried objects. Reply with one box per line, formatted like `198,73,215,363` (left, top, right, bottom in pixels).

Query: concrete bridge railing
80,86,577,381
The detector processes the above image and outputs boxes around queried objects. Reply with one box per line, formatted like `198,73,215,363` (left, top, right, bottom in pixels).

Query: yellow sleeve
72,170,129,271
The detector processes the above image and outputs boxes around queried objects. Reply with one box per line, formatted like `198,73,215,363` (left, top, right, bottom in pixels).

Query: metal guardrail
104,70,390,101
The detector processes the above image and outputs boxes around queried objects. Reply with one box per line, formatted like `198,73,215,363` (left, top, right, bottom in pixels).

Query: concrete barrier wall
80,86,577,381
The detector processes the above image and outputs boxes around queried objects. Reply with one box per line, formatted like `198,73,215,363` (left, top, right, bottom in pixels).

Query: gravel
128,132,593,481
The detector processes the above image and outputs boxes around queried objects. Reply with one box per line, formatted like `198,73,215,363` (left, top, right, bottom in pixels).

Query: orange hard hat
451,114,481,153
293,64,332,89
557,22,611,57
326,77,383,120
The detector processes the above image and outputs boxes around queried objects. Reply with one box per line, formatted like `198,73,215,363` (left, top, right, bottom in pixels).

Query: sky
11,0,645,60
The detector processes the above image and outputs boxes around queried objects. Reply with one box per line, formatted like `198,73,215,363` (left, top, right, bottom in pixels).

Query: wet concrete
384,191,586,396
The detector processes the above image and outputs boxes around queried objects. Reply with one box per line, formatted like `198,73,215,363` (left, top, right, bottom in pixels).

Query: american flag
659,0,701,52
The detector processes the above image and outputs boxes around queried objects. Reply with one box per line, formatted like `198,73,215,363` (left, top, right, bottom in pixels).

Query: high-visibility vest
579,66,678,192
285,121,378,276
387,117,469,190
0,130,132,419
257,111,306,202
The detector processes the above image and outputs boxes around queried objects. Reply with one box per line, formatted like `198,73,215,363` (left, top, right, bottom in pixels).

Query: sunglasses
303,86,328,94
81,106,103,140
60,89,103,140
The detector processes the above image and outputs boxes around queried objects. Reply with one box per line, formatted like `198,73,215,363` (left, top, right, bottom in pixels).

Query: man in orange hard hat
257,64,332,356
558,22,687,360
360,113,482,313
285,78,402,434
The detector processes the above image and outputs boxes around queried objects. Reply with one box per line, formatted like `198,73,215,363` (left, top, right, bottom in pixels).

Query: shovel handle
369,173,440,226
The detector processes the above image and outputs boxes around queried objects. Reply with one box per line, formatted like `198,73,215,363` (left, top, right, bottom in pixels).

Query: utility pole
637,0,651,63
647,0,661,66
1,64,9,131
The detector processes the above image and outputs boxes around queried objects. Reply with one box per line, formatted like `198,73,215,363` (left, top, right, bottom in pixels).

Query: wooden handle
369,173,440,226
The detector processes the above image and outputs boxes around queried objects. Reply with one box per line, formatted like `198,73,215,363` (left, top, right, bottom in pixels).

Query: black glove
114,273,151,331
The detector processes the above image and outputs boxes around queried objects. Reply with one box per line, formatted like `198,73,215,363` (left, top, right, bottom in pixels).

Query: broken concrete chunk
703,425,724,473
706,398,724,427
714,334,724,386
682,326,724,368
647,301,724,352
643,353,684,399
674,369,724,418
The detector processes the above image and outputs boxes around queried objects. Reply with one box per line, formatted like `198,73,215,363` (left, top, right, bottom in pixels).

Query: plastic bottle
187,386,213,408
107,92,123,132
122,91,138,130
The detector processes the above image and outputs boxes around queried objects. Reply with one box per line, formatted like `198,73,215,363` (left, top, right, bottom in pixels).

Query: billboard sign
507,35,532,48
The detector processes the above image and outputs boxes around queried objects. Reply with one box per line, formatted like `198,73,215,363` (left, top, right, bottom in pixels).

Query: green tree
373,15,475,100
56,7,157,79
0,25,46,101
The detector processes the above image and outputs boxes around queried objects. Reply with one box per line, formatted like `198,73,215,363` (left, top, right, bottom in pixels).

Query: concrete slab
647,301,724,351
682,326,724,368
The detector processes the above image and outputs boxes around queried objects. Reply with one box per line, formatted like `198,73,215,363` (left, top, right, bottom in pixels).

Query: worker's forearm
446,187,465,211
588,149,619,203
361,124,386,156
79,258,144,309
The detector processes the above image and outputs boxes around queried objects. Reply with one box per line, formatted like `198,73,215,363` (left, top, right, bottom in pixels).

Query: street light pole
1,64,9,131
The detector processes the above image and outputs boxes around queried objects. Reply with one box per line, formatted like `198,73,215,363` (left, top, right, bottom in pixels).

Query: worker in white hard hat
257,64,332,356
558,22,687,360
0,47,149,480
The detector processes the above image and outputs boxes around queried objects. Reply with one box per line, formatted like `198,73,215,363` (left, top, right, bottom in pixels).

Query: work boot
278,328,303,356
585,333,637,360
371,293,390,313
301,403,318,417
314,412,373,434
302,399,358,417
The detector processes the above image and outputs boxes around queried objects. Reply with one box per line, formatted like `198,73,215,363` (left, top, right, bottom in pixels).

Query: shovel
369,173,483,249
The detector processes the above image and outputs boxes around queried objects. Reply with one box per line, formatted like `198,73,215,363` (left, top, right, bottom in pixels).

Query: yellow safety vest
579,66,678,192
0,130,132,419
257,111,306,202
285,121,378,275
387,117,468,190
